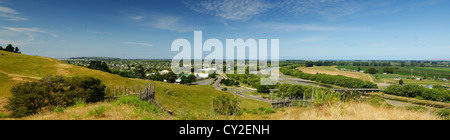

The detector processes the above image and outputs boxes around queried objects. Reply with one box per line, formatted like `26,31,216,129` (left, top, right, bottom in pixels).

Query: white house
159,70,170,75
195,73,209,79
194,68,217,79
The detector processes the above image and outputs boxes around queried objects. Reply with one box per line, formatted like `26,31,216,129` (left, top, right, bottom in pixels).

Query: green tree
5,44,14,52
305,61,314,67
368,68,377,74
208,71,217,78
88,61,111,73
401,62,406,67
14,47,19,53
181,74,197,85
135,65,146,79
399,79,404,85
166,71,177,83
383,67,394,74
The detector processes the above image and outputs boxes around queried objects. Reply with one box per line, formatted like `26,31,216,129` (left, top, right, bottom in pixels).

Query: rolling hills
0,50,270,119
0,50,442,120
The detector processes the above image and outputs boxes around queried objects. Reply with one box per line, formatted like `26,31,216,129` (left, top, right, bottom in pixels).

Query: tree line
0,44,20,53
84,60,198,85
280,65,378,88
281,60,448,68
226,74,277,93
383,84,450,102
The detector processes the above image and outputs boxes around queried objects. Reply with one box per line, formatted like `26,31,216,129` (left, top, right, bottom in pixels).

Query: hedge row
280,66,378,88
383,84,450,102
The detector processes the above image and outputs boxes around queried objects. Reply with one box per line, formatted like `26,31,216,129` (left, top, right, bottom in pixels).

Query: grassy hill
0,50,269,119
0,50,442,120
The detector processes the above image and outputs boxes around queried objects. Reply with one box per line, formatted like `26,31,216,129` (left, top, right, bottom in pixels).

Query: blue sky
0,0,449,60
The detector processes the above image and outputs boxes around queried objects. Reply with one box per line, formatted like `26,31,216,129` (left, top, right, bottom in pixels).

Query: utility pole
411,69,413,77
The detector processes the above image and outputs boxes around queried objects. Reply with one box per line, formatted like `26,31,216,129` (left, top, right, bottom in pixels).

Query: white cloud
130,16,144,20
295,36,328,43
279,0,364,19
185,0,443,21
0,5,19,14
3,27,45,33
142,15,201,32
185,0,272,21
122,42,153,47
0,5,27,21
0,26,50,46
253,22,368,32
86,30,112,34
0,38,26,46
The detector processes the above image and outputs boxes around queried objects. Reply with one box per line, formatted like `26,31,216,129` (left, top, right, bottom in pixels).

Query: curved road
214,75,271,102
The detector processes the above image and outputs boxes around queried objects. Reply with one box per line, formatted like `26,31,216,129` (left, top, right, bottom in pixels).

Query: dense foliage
180,74,197,85
280,66,378,88
367,68,377,74
220,79,239,86
278,83,360,105
88,61,111,73
0,44,20,53
226,74,277,93
383,84,450,102
6,76,106,117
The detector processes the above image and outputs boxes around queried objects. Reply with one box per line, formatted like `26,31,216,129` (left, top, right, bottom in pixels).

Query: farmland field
337,66,450,78
337,65,450,86
296,66,374,82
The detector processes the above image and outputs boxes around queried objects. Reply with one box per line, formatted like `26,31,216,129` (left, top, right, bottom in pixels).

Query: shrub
0,112,8,118
364,96,386,106
258,107,275,114
436,109,450,120
6,76,106,117
88,105,107,117
242,107,276,115
212,94,241,115
114,96,159,113
54,107,65,113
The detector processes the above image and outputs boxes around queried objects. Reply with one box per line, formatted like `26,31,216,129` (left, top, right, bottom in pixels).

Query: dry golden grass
269,101,439,120
17,102,173,120
369,92,450,108
297,66,374,82
11,99,441,120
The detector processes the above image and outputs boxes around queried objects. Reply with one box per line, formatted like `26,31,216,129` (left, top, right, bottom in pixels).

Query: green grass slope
0,50,269,119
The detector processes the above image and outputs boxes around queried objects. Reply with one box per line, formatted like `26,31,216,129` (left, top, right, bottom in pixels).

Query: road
276,69,333,88
214,75,271,102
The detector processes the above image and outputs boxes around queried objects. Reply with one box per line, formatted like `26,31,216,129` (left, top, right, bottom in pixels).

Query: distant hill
66,56,121,61
0,50,269,119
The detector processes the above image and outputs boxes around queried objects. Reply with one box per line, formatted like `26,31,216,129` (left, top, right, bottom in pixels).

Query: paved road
193,78,215,85
214,75,271,102
213,76,223,90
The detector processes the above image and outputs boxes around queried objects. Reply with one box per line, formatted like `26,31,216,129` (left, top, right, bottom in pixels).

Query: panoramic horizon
0,0,449,60
2,0,450,125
